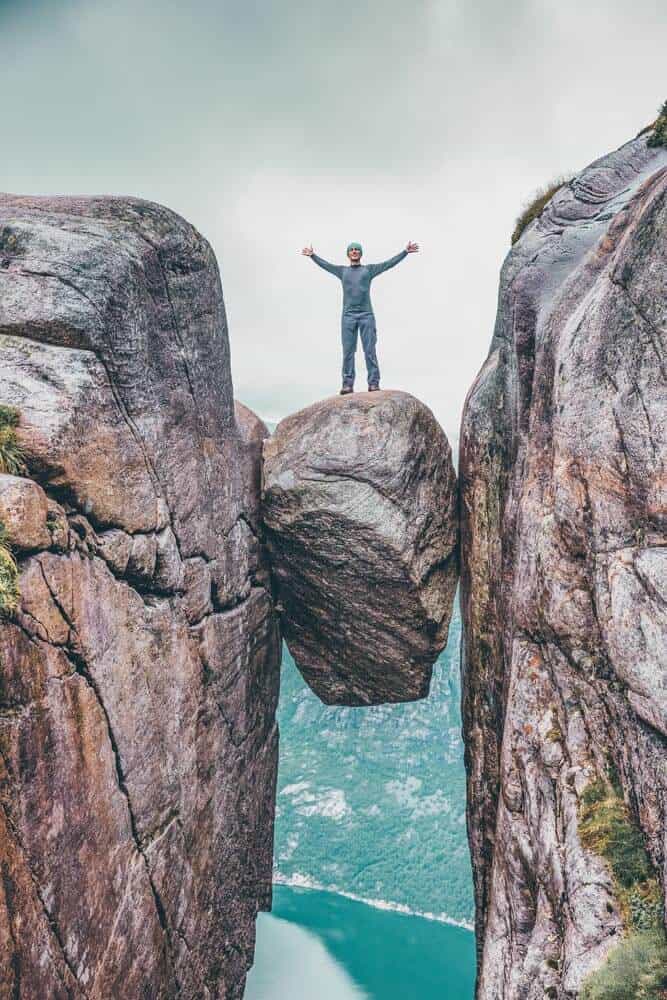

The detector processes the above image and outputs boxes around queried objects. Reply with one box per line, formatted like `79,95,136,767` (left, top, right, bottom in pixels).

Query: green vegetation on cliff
581,930,667,1000
647,99,667,148
0,406,24,614
0,405,25,476
511,176,572,245
579,778,667,1000
0,523,18,616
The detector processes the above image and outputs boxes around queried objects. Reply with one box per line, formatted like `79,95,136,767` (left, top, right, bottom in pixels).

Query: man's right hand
301,245,314,256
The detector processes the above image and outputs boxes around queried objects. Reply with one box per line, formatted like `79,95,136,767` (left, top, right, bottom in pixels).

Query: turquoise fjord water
274,610,474,926
246,885,476,1000
253,594,477,995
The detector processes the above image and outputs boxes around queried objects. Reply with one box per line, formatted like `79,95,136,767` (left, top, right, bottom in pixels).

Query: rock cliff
0,195,280,999
460,135,667,996
2,126,666,1000
262,391,458,705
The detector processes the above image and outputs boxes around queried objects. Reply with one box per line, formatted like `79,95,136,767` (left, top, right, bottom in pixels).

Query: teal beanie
347,242,363,254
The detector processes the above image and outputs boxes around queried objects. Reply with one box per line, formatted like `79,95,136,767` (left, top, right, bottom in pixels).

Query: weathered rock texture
460,136,667,996
262,390,458,705
0,195,280,999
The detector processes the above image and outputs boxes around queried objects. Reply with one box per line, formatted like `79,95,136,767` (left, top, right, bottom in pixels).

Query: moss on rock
0,406,25,614
511,177,572,245
579,777,667,999
0,405,25,476
0,522,19,616
579,780,653,891
647,99,667,149
580,930,667,1000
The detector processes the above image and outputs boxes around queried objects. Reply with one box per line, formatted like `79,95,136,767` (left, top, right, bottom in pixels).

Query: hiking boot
368,384,380,392
340,386,353,395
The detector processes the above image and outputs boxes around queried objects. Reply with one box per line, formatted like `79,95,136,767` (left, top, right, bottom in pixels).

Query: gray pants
341,311,379,388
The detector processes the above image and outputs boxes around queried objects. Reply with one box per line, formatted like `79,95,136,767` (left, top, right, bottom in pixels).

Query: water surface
275,615,474,927
246,885,476,1000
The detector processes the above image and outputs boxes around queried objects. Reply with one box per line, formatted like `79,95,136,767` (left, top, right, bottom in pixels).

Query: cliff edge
460,134,667,996
0,195,280,999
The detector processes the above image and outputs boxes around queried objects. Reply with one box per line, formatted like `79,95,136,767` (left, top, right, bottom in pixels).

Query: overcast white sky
1,0,664,438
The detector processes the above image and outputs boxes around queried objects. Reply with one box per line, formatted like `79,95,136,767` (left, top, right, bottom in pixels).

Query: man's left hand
406,241,419,253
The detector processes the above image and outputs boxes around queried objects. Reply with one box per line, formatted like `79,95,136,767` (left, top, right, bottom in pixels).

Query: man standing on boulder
302,241,419,394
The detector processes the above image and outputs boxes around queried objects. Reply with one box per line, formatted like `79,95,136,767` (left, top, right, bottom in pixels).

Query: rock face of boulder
460,137,667,996
262,390,458,705
0,473,51,552
0,195,280,999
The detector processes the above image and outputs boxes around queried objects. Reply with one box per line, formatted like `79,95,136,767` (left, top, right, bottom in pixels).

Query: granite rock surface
460,136,667,997
262,390,458,705
0,195,280,999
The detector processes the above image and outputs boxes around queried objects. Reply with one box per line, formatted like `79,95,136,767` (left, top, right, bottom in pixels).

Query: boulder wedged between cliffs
261,389,459,706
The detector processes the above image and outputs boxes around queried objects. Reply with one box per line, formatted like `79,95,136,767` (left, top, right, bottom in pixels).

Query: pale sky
1,0,664,439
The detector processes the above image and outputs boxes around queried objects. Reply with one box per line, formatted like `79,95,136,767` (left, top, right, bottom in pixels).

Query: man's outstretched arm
369,241,419,277
301,245,344,278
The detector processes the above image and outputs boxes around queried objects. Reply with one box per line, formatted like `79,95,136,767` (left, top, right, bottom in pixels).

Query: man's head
346,242,363,264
